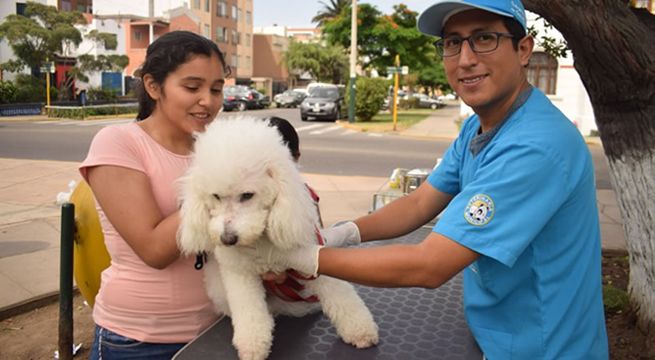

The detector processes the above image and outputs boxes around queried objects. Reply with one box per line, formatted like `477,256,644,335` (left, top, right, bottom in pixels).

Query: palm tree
311,0,351,27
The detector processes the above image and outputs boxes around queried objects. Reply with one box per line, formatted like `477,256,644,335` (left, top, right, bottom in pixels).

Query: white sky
252,1,437,28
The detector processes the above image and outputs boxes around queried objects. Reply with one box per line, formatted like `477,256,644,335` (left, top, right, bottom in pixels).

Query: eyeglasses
434,32,515,57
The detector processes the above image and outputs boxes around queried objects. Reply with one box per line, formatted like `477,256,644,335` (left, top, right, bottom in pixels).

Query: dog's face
178,116,319,256
204,167,278,248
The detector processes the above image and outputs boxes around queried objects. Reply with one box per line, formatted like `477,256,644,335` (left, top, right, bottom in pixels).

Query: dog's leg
307,277,379,348
203,258,229,315
220,266,274,360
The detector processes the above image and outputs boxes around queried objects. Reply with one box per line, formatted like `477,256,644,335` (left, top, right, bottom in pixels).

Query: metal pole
45,59,51,109
58,203,74,360
348,0,358,123
392,54,400,131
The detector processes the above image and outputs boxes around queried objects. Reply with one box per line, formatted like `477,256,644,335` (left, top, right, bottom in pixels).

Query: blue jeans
89,325,185,360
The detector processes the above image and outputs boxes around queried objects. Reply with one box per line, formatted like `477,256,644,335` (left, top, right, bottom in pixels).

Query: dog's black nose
221,233,238,246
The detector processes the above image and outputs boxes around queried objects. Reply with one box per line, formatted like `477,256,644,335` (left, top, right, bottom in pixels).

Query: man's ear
518,35,535,67
143,74,161,101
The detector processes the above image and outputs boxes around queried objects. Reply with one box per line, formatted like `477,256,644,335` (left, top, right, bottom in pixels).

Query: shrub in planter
346,77,387,122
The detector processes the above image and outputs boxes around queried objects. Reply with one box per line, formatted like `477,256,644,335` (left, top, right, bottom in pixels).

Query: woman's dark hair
267,116,300,160
501,17,527,50
135,31,230,120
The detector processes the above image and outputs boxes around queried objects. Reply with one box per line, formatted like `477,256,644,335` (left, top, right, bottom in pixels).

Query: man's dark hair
267,116,300,160
502,17,527,50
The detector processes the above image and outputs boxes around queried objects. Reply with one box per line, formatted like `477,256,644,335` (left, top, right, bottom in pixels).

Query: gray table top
174,226,481,360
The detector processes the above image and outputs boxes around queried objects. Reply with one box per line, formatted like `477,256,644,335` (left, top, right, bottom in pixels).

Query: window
205,0,210,12
134,31,142,41
237,9,242,22
217,0,227,16
232,5,238,20
246,11,252,25
245,34,251,47
60,0,72,11
204,24,211,39
16,3,27,15
193,0,201,9
232,30,240,45
216,26,227,43
527,52,558,95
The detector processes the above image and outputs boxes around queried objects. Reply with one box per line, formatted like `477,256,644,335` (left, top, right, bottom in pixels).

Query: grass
344,109,434,133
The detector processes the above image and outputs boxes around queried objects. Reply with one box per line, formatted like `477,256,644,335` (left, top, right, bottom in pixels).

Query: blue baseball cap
417,0,527,37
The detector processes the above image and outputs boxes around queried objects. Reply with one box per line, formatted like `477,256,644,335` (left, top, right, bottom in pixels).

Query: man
269,0,609,358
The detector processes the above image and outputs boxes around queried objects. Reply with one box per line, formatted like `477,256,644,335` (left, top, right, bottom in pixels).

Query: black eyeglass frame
434,32,515,57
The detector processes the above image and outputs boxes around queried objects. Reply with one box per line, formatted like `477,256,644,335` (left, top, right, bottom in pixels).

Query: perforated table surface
174,227,482,360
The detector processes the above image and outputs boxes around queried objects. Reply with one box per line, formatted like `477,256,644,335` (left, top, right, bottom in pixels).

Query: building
252,32,289,96
93,0,253,86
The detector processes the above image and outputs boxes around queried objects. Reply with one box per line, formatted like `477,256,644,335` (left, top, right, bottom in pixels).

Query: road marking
295,124,324,132
310,125,341,135
78,119,133,126
367,133,384,137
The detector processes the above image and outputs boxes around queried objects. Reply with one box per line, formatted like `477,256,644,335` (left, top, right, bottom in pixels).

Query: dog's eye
240,192,254,202
212,194,221,201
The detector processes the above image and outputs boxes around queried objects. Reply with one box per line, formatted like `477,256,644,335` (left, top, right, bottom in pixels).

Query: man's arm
356,181,454,242
318,232,478,288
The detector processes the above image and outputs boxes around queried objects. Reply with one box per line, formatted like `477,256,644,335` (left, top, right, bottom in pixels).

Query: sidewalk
0,110,627,318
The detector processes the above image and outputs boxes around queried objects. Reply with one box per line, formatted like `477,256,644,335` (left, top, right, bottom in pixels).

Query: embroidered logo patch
464,194,494,226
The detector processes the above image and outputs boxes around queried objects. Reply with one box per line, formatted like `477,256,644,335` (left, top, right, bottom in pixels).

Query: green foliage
0,2,85,72
0,81,18,104
603,285,630,314
47,104,138,119
346,77,387,122
14,74,48,103
527,17,569,59
312,0,351,26
86,30,118,50
321,4,445,90
87,87,119,101
283,41,349,84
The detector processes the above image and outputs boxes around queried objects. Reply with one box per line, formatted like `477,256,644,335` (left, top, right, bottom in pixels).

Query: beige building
252,33,289,96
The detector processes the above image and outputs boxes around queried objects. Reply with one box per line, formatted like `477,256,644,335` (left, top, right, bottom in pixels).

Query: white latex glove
320,221,361,248
256,243,323,278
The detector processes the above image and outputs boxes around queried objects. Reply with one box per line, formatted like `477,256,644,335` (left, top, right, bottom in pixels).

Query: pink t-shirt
79,122,218,343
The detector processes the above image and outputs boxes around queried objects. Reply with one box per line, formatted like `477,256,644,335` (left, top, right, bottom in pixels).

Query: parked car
223,85,270,111
273,90,306,108
299,84,345,121
411,93,445,109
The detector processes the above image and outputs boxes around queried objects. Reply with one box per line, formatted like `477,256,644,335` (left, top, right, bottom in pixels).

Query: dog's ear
177,177,213,254
266,163,318,250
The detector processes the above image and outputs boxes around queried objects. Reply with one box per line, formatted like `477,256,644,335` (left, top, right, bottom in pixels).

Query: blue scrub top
428,89,609,359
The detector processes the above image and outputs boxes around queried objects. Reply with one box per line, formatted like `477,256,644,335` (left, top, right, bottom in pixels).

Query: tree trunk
524,0,655,350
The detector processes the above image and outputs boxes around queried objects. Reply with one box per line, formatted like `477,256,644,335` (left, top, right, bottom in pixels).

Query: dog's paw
338,321,379,349
232,333,272,360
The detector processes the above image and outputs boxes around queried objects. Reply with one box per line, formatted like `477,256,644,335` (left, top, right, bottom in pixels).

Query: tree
523,0,655,352
312,0,352,27
0,2,85,77
0,2,128,100
321,3,445,91
283,41,349,84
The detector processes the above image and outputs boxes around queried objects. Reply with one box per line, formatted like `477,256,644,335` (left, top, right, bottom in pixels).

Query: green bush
603,285,630,314
346,77,387,122
15,74,47,103
0,80,18,104
88,87,119,101
47,104,138,119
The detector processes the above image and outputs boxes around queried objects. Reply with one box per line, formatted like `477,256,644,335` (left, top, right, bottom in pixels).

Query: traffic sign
387,66,409,75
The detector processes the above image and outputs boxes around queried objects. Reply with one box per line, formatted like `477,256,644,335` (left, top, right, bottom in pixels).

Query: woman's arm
87,165,181,269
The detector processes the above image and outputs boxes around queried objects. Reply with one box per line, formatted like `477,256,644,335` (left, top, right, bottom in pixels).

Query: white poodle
177,116,378,360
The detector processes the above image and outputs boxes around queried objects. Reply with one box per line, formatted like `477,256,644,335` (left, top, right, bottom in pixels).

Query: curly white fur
178,116,378,360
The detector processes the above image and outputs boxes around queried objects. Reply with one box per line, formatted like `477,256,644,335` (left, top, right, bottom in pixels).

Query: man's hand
320,221,361,248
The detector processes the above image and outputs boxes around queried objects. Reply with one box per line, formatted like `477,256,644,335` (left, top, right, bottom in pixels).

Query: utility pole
392,54,400,131
348,0,357,123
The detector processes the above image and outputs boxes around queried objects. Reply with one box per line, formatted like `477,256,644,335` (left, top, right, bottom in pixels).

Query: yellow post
45,64,51,108
392,54,400,131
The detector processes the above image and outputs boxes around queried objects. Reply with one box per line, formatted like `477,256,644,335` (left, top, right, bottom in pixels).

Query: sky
252,0,437,28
